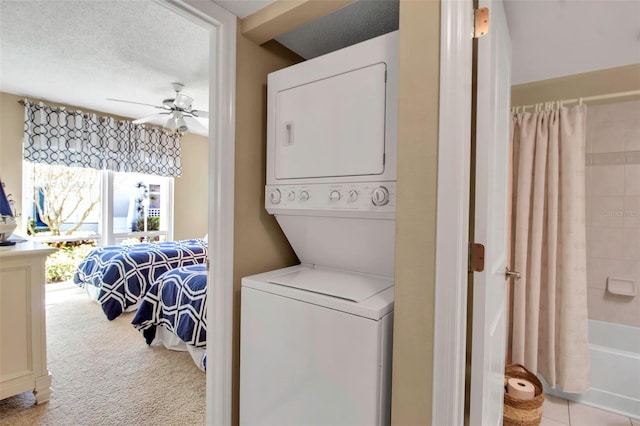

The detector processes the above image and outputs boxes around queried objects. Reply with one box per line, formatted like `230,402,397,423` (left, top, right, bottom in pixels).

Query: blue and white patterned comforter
131,264,207,370
73,239,208,320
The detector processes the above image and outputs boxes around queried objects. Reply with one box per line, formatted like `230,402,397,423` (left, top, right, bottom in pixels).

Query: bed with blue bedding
73,239,207,320
131,264,208,371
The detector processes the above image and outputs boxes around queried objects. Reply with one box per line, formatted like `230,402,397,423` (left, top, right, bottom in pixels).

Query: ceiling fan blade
183,116,209,134
133,113,170,124
190,110,209,119
107,98,164,109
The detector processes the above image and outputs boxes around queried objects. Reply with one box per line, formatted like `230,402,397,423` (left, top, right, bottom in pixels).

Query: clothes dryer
240,30,399,426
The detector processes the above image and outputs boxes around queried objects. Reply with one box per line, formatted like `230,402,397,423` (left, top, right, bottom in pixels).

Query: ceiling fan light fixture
176,116,188,133
113,83,206,134
174,93,193,110
166,116,178,130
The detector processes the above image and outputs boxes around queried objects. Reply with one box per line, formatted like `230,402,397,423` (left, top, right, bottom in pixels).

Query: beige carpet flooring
0,283,206,425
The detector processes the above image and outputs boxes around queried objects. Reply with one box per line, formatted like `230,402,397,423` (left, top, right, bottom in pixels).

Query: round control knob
288,191,296,201
329,190,341,202
269,189,281,204
371,186,390,206
299,191,310,201
347,190,359,203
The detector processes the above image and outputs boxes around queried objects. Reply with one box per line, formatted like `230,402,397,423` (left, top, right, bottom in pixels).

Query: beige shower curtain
511,105,590,393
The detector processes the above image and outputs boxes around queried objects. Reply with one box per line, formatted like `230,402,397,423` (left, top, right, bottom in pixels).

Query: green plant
136,216,160,232
27,218,50,235
45,242,95,283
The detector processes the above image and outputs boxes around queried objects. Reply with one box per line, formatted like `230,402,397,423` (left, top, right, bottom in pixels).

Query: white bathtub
541,319,640,419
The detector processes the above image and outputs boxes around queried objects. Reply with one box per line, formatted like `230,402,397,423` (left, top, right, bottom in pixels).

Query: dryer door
274,62,387,180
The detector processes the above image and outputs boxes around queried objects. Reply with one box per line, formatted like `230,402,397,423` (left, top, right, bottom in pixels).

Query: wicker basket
503,364,544,426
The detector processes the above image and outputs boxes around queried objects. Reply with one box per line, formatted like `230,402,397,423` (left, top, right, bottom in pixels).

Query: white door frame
157,1,236,425
432,0,473,424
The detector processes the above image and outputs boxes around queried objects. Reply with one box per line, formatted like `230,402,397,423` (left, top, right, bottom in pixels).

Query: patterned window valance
23,100,182,177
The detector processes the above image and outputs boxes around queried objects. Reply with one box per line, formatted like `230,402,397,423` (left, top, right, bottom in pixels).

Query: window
22,162,173,245
111,171,172,244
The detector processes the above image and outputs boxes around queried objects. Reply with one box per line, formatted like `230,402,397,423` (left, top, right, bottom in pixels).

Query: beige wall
0,92,25,228
0,91,208,238
512,63,640,107
390,1,440,424
231,33,301,425
173,131,208,240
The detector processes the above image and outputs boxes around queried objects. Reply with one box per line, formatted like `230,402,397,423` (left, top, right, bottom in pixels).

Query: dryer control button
329,190,341,202
288,191,296,201
371,186,390,206
299,191,310,201
347,190,359,203
269,189,281,204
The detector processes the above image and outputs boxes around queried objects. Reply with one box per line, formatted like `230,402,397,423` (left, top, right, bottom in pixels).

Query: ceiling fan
107,82,208,134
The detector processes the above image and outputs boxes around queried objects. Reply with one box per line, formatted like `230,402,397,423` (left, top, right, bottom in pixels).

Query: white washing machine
240,31,399,426
240,265,394,426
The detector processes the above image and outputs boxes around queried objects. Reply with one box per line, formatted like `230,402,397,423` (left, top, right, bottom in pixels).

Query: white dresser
0,240,55,403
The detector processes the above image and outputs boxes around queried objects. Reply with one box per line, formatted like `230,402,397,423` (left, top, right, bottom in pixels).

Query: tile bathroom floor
541,394,639,426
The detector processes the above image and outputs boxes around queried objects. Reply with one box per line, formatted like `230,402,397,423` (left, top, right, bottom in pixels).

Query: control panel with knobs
266,182,395,215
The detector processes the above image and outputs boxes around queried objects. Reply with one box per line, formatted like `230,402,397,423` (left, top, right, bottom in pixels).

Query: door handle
283,121,294,146
505,267,520,280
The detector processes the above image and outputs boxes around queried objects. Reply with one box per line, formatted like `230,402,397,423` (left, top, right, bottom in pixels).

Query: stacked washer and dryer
239,31,399,426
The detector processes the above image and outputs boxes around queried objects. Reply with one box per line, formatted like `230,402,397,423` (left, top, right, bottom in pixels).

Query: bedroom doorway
159,2,236,425
0,1,235,424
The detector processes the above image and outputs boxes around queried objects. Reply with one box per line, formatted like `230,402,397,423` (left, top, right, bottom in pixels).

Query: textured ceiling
214,0,274,19
275,0,398,60
0,0,209,134
0,0,637,136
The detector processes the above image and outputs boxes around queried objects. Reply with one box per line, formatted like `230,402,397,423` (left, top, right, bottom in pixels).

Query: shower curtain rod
512,88,640,111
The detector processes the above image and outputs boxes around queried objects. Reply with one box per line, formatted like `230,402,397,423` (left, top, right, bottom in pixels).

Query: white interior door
469,0,512,424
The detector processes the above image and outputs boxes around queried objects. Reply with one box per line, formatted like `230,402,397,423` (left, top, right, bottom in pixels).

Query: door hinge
469,243,485,272
474,7,489,39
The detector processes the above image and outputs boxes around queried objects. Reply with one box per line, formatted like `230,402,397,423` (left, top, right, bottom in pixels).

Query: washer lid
267,268,393,302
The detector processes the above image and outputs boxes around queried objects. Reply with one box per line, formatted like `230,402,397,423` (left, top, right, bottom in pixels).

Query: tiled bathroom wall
586,99,640,327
